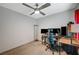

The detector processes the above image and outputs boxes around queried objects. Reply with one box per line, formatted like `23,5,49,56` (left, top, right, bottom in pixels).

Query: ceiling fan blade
38,3,50,10
22,3,35,10
40,11,46,15
30,12,35,15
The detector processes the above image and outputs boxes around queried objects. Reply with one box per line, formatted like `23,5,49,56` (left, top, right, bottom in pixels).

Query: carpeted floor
1,41,67,55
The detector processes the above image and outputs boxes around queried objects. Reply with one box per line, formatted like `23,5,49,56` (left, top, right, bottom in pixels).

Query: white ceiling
0,3,77,19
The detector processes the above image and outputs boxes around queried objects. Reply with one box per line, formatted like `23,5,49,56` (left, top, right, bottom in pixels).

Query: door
34,25,38,41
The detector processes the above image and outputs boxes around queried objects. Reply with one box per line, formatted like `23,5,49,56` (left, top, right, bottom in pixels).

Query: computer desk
59,37,79,47
57,37,79,55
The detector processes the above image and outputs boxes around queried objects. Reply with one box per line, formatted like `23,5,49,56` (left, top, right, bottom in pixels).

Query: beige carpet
1,41,66,55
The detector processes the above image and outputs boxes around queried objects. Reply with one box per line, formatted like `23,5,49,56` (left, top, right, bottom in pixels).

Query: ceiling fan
22,3,51,15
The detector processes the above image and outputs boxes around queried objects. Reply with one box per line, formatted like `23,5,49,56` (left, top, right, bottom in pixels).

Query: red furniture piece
74,33,77,40
75,9,79,24
74,9,79,40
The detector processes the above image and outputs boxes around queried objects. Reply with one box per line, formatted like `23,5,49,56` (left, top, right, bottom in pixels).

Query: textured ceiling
0,3,77,19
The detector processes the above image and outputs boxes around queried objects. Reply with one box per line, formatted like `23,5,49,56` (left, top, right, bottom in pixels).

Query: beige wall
37,9,75,40
0,6,36,53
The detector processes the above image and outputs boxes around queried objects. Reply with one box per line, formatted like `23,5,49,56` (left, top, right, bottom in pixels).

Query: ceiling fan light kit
35,10,40,14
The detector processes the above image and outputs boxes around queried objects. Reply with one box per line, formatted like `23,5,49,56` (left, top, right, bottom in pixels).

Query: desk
58,37,79,55
59,37,79,47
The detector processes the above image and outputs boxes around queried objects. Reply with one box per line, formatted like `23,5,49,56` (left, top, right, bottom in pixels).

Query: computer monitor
53,28,60,34
41,29,48,33
61,26,67,36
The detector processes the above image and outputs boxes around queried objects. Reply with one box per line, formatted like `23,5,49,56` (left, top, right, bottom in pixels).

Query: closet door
34,25,38,40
